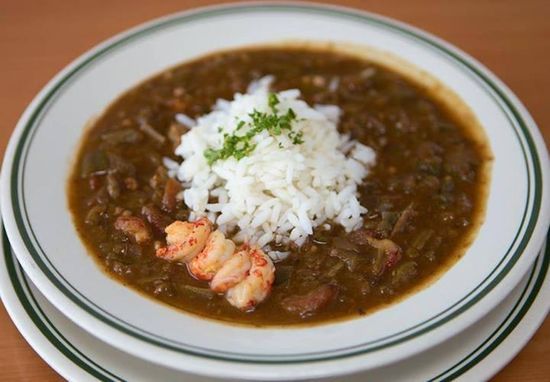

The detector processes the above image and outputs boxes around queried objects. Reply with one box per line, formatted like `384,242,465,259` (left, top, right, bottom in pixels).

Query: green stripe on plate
7,3,545,362
432,235,548,380
3,229,123,381
4,226,548,380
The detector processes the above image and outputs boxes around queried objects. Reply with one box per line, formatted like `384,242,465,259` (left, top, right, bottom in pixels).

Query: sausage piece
281,284,338,317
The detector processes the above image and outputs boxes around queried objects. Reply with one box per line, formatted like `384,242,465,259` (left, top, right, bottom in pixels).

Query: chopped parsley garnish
204,93,303,165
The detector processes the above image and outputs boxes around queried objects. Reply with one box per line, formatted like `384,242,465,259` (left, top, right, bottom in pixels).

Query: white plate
1,226,548,381
1,2,549,380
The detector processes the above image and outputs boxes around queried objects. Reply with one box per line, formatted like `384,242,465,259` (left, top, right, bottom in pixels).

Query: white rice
169,76,376,249
174,113,196,128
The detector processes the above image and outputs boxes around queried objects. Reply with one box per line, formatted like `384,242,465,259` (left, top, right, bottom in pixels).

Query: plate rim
1,226,548,381
1,0,549,376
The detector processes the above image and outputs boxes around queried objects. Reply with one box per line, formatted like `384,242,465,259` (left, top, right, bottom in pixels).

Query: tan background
0,0,548,381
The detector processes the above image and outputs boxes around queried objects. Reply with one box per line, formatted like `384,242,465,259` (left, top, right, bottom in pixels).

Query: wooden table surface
1,1,548,381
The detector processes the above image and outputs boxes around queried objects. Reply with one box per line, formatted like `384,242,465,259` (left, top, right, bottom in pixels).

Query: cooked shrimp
210,248,251,293
188,230,236,281
155,218,212,262
364,234,402,273
114,216,151,244
225,246,275,311
155,218,276,311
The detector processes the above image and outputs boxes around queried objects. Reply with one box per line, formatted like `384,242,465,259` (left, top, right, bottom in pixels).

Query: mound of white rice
166,76,376,249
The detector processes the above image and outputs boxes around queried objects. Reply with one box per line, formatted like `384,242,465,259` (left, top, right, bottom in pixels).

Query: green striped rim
431,235,548,380
7,3,544,362
4,227,548,381
3,230,123,381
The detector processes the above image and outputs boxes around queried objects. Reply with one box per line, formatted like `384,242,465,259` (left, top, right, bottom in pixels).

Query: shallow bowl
1,2,549,380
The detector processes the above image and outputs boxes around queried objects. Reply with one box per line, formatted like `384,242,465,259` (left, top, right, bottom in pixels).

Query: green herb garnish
204,93,303,165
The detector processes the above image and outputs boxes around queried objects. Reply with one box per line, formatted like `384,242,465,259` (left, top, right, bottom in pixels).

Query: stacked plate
1,3,549,381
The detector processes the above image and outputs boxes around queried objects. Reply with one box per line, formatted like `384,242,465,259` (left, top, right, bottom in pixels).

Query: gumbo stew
68,46,491,325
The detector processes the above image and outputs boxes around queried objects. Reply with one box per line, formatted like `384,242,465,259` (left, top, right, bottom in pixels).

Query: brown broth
68,46,491,326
